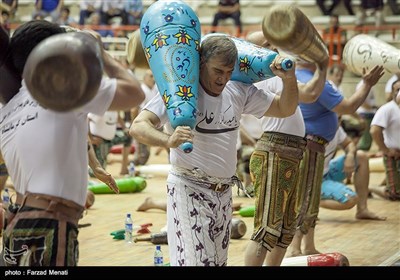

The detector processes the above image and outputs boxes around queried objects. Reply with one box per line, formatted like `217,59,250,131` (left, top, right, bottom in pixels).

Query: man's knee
341,195,358,209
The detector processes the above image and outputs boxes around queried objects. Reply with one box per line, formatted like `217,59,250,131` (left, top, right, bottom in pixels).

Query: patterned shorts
249,132,306,250
166,169,233,266
2,199,82,266
295,136,326,234
93,129,133,169
383,156,400,201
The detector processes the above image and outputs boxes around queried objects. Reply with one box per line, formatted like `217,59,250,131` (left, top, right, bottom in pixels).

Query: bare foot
303,249,321,256
137,197,167,212
285,250,303,257
232,202,242,211
137,197,155,212
356,210,387,221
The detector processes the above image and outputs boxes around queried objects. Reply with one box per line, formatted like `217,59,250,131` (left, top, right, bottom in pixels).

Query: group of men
129,24,394,267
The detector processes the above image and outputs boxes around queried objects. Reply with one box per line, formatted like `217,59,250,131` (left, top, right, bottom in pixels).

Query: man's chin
214,85,225,94
207,91,220,97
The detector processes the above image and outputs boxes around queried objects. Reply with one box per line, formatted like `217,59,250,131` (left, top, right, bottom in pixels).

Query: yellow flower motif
239,56,250,74
152,33,170,50
162,91,171,108
174,29,192,45
145,47,151,60
176,85,193,101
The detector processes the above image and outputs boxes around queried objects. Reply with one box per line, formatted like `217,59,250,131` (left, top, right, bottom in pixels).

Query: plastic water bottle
2,188,10,210
154,245,163,266
125,213,133,243
128,162,135,177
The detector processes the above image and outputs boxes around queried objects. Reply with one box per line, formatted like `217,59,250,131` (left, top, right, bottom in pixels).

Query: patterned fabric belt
306,134,329,146
171,166,243,194
208,183,231,192
19,192,84,220
260,131,307,149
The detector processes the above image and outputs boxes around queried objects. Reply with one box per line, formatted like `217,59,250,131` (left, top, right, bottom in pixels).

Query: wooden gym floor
75,148,400,267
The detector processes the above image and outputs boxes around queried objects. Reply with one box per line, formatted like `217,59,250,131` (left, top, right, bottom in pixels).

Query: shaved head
246,31,278,52
246,31,266,47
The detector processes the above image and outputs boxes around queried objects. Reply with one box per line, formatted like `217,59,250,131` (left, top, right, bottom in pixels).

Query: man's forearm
372,132,388,154
88,138,102,170
298,63,328,103
131,121,170,149
280,77,299,116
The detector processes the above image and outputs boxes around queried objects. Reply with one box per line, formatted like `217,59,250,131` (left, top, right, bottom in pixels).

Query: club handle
180,142,193,153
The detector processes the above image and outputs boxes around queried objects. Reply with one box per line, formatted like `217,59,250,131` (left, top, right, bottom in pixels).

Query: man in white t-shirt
320,125,386,220
370,79,400,201
130,35,298,266
89,111,119,142
0,21,144,266
243,31,329,266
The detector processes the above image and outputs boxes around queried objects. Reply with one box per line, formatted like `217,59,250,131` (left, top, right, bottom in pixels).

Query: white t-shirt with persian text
0,78,117,206
144,80,275,178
